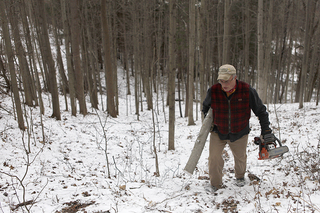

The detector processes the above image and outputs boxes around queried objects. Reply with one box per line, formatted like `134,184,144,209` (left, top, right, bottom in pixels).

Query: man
202,64,273,191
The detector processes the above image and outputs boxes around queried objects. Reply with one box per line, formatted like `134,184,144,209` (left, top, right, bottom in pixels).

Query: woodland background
1,0,320,147
1,0,320,212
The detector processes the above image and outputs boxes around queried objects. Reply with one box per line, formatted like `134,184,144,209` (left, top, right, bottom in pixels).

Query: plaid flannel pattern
210,81,251,135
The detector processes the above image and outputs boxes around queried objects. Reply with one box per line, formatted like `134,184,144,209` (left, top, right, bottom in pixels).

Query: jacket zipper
228,99,231,133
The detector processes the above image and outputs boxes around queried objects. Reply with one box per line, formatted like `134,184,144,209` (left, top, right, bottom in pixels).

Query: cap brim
217,74,231,81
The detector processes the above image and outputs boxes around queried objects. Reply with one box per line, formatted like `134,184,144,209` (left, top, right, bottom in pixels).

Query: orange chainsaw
254,135,289,160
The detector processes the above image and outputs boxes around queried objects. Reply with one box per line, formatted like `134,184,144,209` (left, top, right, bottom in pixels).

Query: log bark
184,109,213,175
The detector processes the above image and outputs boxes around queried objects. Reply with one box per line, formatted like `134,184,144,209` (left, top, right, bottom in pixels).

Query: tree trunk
299,0,313,109
0,0,25,130
9,0,36,107
188,0,195,126
243,0,250,83
70,0,87,115
142,2,153,111
257,0,267,103
61,0,77,116
199,0,207,113
304,0,317,102
51,1,69,111
264,0,273,103
33,0,60,120
111,1,119,115
24,0,44,113
101,0,117,117
121,2,131,96
84,2,99,109
222,0,231,64
217,1,223,66
0,57,10,91
168,0,176,150
132,1,140,119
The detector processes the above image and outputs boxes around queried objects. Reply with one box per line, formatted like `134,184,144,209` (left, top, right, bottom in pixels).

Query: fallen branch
11,200,34,211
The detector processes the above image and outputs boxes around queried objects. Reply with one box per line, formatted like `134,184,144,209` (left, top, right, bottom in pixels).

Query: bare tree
9,0,36,107
83,1,99,109
70,0,87,115
0,57,11,92
222,0,231,64
168,0,176,150
199,0,208,112
0,0,25,130
257,0,267,103
141,1,153,111
32,0,61,120
21,0,44,112
51,1,69,111
131,1,141,120
217,1,223,65
101,0,117,117
187,0,195,126
298,0,313,109
302,0,318,103
61,0,77,116
264,0,273,103
2,0,320,129
243,0,250,83
119,0,131,96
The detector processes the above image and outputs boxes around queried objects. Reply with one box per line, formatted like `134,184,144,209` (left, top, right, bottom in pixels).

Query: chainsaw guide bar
267,146,289,159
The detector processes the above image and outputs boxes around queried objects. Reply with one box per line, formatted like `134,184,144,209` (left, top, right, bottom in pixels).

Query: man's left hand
262,133,276,143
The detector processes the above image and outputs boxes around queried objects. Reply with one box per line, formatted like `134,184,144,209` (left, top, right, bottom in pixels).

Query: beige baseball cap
217,64,236,81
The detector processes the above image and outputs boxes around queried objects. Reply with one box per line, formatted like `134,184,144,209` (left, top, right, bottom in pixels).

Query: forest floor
1,72,320,212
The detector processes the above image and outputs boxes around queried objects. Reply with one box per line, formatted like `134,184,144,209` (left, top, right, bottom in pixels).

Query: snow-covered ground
1,71,320,212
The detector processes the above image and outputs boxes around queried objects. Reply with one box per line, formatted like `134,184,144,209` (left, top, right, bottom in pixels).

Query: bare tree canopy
0,0,319,131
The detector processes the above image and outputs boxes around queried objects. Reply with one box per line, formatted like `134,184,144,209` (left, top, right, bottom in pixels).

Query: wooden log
184,108,212,175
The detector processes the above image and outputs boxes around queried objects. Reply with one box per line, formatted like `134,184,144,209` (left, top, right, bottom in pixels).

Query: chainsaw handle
254,137,260,145
254,135,283,147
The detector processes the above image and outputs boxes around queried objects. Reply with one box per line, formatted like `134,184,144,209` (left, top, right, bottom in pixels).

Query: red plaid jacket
210,81,251,135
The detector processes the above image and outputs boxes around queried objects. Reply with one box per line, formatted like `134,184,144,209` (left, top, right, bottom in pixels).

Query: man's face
219,75,237,92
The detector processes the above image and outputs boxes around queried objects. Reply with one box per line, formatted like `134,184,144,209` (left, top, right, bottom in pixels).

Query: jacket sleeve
202,87,212,116
249,87,272,135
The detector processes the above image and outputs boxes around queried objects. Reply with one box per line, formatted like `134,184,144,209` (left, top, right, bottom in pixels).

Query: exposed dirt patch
55,200,95,213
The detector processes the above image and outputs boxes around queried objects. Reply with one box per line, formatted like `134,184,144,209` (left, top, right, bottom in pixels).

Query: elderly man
202,64,273,191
